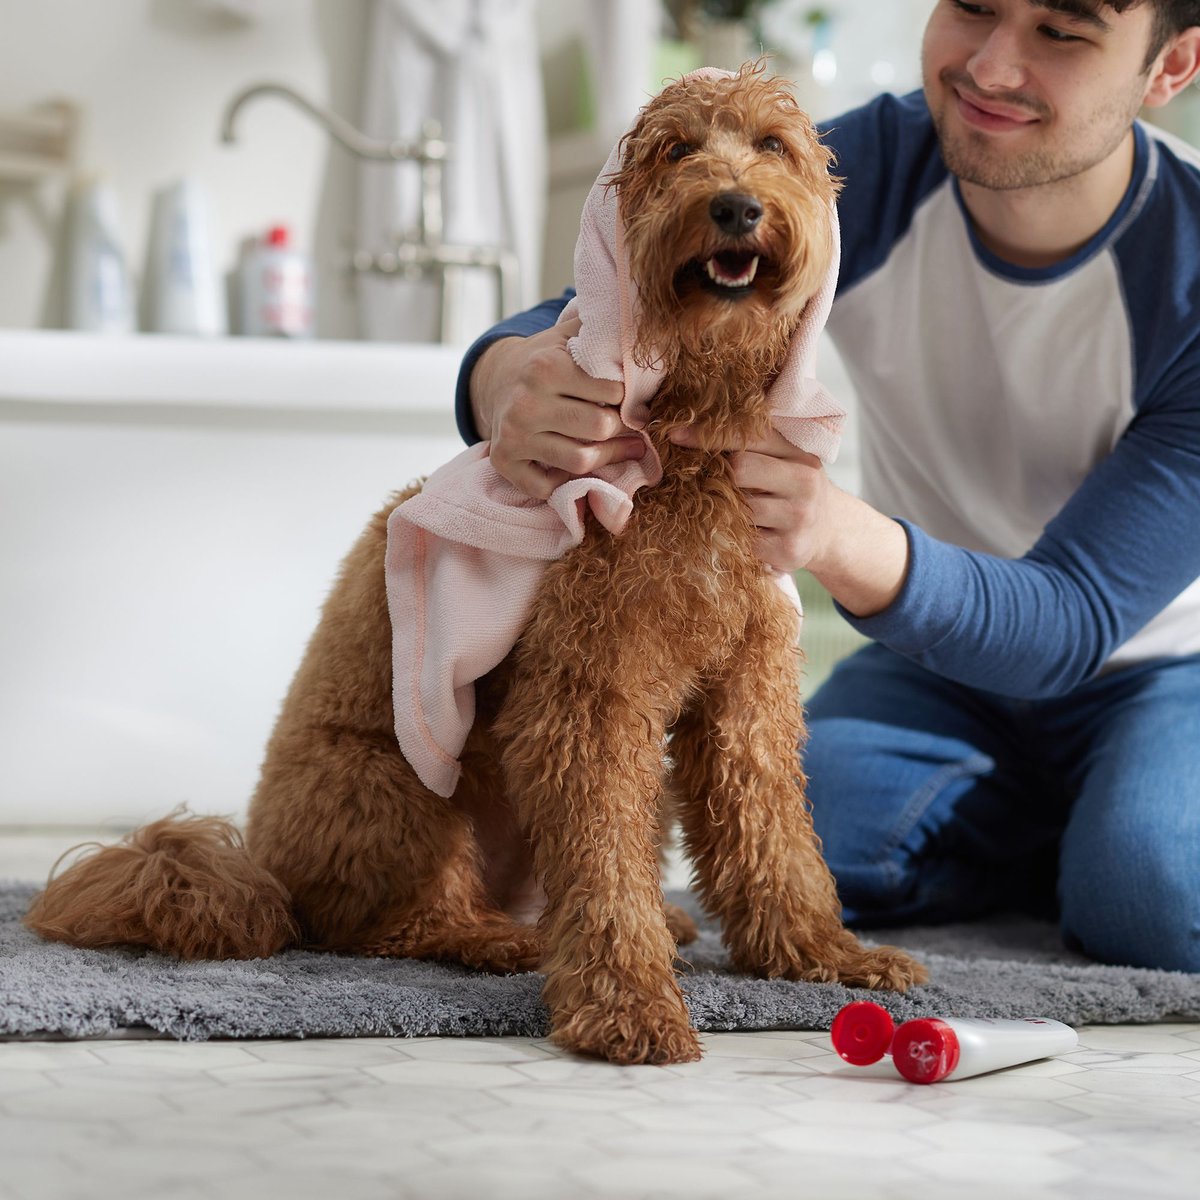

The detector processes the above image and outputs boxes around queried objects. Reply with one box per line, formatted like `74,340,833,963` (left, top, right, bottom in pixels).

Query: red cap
830,1001,896,1066
266,224,290,247
891,1018,961,1084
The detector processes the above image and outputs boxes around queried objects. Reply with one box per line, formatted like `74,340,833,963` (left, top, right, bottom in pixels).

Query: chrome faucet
219,81,521,342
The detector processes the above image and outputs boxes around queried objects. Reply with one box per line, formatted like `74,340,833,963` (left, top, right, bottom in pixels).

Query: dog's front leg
495,656,701,1066
672,591,927,992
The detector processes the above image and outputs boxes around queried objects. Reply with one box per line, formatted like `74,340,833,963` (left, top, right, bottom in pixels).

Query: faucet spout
219,82,446,163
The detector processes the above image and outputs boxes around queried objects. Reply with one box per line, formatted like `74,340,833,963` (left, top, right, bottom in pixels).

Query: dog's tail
23,807,299,960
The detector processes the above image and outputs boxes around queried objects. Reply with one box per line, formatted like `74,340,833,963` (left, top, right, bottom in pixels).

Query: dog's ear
606,106,662,207
782,109,843,204
605,78,699,208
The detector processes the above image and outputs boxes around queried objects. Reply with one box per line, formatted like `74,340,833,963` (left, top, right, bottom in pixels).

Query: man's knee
1059,657,1200,972
1061,843,1200,973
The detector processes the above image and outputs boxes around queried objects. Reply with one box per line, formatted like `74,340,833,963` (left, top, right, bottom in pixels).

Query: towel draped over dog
386,68,846,798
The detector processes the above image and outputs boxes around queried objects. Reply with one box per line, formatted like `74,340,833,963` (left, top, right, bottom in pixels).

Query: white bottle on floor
831,1001,1080,1084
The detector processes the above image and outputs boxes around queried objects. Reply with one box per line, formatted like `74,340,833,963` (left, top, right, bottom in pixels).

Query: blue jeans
804,643,1200,973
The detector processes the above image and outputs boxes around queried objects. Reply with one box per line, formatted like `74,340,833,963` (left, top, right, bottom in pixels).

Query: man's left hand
668,426,832,573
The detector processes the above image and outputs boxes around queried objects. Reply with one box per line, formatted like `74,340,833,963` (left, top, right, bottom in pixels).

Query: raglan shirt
453,90,1200,700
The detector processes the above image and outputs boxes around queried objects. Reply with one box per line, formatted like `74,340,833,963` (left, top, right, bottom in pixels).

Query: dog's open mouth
677,250,768,299
705,250,759,290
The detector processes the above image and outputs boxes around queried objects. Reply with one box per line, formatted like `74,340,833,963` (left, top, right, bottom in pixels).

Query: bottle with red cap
239,223,315,338
830,1001,1079,1084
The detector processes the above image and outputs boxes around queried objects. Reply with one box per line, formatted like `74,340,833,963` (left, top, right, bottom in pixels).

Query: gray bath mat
2,881,1197,1041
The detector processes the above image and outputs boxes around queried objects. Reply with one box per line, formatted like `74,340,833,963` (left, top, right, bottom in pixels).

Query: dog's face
611,65,840,364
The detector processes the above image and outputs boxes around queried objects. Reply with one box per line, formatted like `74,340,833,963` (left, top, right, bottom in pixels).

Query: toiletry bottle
239,224,314,338
145,178,227,335
831,1000,1079,1084
65,177,135,334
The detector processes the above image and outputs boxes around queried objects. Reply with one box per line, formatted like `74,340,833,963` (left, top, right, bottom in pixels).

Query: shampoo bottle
238,224,314,338
64,177,135,334
145,178,226,336
831,1001,1079,1084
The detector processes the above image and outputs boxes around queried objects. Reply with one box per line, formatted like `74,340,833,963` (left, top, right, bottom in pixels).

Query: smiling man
454,0,1200,973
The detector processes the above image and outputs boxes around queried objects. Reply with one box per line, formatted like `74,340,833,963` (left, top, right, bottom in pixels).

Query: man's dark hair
1104,0,1200,67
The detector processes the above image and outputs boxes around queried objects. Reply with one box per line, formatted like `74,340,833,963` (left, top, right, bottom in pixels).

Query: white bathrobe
357,0,546,344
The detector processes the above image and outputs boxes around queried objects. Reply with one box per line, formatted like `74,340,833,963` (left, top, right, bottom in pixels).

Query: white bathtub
1,331,465,826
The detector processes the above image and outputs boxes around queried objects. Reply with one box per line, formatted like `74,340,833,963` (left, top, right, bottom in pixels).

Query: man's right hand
469,317,645,500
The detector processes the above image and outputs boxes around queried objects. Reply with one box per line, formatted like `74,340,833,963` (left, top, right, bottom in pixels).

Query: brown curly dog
26,64,925,1065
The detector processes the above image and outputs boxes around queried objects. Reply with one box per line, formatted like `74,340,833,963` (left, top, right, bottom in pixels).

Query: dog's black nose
709,192,763,236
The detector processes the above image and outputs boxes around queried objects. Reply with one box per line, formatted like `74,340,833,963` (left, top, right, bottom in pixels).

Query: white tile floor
3,831,1200,1200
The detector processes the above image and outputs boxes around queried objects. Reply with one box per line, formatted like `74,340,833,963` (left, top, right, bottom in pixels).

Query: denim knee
1061,851,1200,973
1054,657,1200,972
805,715,998,924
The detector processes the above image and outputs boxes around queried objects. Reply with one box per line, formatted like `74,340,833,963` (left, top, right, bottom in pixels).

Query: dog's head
610,63,840,367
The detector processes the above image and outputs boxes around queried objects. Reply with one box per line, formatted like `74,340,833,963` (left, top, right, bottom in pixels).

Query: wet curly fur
25,64,926,1065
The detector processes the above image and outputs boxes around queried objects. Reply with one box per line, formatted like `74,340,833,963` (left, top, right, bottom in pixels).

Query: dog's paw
457,925,544,974
799,943,927,992
552,994,702,1065
359,919,542,974
746,933,927,993
838,944,928,992
664,901,699,946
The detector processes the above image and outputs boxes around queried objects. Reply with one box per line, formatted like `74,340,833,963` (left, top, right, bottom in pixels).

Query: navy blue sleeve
818,91,947,296
454,288,577,444
842,365,1200,697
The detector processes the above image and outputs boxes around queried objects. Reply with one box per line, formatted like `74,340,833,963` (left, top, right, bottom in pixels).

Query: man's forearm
807,488,910,619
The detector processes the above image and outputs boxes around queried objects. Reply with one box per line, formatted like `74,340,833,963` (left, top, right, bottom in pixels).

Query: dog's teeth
705,255,760,288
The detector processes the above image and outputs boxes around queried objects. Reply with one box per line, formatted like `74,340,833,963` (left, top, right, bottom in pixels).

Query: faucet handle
413,118,448,163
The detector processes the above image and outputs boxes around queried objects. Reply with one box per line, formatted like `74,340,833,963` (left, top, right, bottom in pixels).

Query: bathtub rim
0,330,467,416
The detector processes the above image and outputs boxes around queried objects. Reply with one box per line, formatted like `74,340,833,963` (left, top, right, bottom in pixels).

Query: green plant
698,0,769,21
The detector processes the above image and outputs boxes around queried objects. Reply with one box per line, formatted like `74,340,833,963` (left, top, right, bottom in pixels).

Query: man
454,0,1200,972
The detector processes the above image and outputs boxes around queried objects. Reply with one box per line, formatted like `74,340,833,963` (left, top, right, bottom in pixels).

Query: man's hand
669,425,832,573
669,424,910,618
470,318,645,499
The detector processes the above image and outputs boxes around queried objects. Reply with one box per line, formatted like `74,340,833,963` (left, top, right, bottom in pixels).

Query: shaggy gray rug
2,881,1198,1041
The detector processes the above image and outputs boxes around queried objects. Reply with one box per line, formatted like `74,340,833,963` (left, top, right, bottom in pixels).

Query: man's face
922,0,1161,190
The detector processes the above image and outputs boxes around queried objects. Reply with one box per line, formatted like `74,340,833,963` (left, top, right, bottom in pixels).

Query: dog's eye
759,135,785,155
666,142,695,163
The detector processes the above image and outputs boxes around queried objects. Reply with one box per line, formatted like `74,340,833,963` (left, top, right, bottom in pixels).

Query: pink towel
386,69,845,797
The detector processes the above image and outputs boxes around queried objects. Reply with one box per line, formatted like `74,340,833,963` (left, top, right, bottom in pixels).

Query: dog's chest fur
522,437,780,695
648,445,773,643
